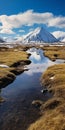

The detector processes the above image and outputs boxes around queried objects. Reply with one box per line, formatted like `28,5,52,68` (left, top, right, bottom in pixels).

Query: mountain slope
0,37,5,43
23,27,58,43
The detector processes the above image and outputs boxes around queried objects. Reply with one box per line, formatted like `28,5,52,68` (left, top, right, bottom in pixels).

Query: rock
50,76,54,80
0,97,5,103
32,100,43,108
41,89,48,94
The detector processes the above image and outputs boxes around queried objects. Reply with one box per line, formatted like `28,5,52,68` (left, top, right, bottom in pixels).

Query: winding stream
0,48,64,130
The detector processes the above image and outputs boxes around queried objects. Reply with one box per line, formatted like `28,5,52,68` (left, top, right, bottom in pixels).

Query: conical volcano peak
23,27,58,43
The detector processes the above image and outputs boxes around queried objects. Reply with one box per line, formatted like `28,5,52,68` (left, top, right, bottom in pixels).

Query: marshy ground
42,45,65,61
0,45,65,130
27,45,65,130
0,46,31,99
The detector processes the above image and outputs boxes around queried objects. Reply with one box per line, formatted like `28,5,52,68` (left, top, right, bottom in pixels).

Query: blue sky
0,0,65,40
0,0,65,16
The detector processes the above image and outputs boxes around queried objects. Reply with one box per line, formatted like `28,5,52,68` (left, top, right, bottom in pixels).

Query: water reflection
0,48,65,130
26,48,55,75
1,48,64,98
26,48,65,76
1,48,64,99
1,48,56,101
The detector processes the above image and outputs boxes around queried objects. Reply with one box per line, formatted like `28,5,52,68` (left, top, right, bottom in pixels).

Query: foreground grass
0,47,30,90
27,46,65,130
0,49,29,66
28,64,65,130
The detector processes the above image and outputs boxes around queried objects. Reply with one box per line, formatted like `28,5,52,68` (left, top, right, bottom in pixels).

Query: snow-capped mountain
23,27,58,43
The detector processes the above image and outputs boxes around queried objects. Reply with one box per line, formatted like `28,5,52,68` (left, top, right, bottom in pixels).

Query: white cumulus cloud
0,28,15,34
0,10,65,34
18,30,25,33
52,31,65,41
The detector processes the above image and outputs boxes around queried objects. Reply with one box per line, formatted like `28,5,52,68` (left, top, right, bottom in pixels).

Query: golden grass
27,107,65,130
0,67,15,78
27,46,65,130
42,46,65,61
28,64,65,130
0,47,30,88
0,49,29,66
42,64,65,97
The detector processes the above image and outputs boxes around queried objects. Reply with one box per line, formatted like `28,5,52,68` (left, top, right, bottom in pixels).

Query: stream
0,48,64,130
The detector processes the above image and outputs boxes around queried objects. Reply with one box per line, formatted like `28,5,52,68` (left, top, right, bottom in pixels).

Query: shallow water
0,48,64,130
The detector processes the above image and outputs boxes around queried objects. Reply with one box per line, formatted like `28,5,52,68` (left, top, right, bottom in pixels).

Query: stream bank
27,46,65,130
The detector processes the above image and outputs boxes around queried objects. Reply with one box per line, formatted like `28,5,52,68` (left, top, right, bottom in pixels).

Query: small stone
32,100,43,108
0,97,5,103
41,89,48,94
50,76,54,80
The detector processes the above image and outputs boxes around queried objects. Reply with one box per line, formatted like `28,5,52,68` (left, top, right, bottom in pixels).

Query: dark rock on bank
41,89,48,94
0,73,16,89
10,60,31,67
32,100,43,108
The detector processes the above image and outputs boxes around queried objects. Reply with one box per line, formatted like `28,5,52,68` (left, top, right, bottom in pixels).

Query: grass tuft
0,47,30,88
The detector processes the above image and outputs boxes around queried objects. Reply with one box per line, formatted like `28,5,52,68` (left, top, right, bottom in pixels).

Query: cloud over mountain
0,10,65,34
18,27,58,43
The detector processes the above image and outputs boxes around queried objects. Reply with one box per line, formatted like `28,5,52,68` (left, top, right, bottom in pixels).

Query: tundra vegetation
0,46,31,102
27,46,65,130
42,45,65,61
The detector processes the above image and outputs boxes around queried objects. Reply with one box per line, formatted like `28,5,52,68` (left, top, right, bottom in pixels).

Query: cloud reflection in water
26,48,55,76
